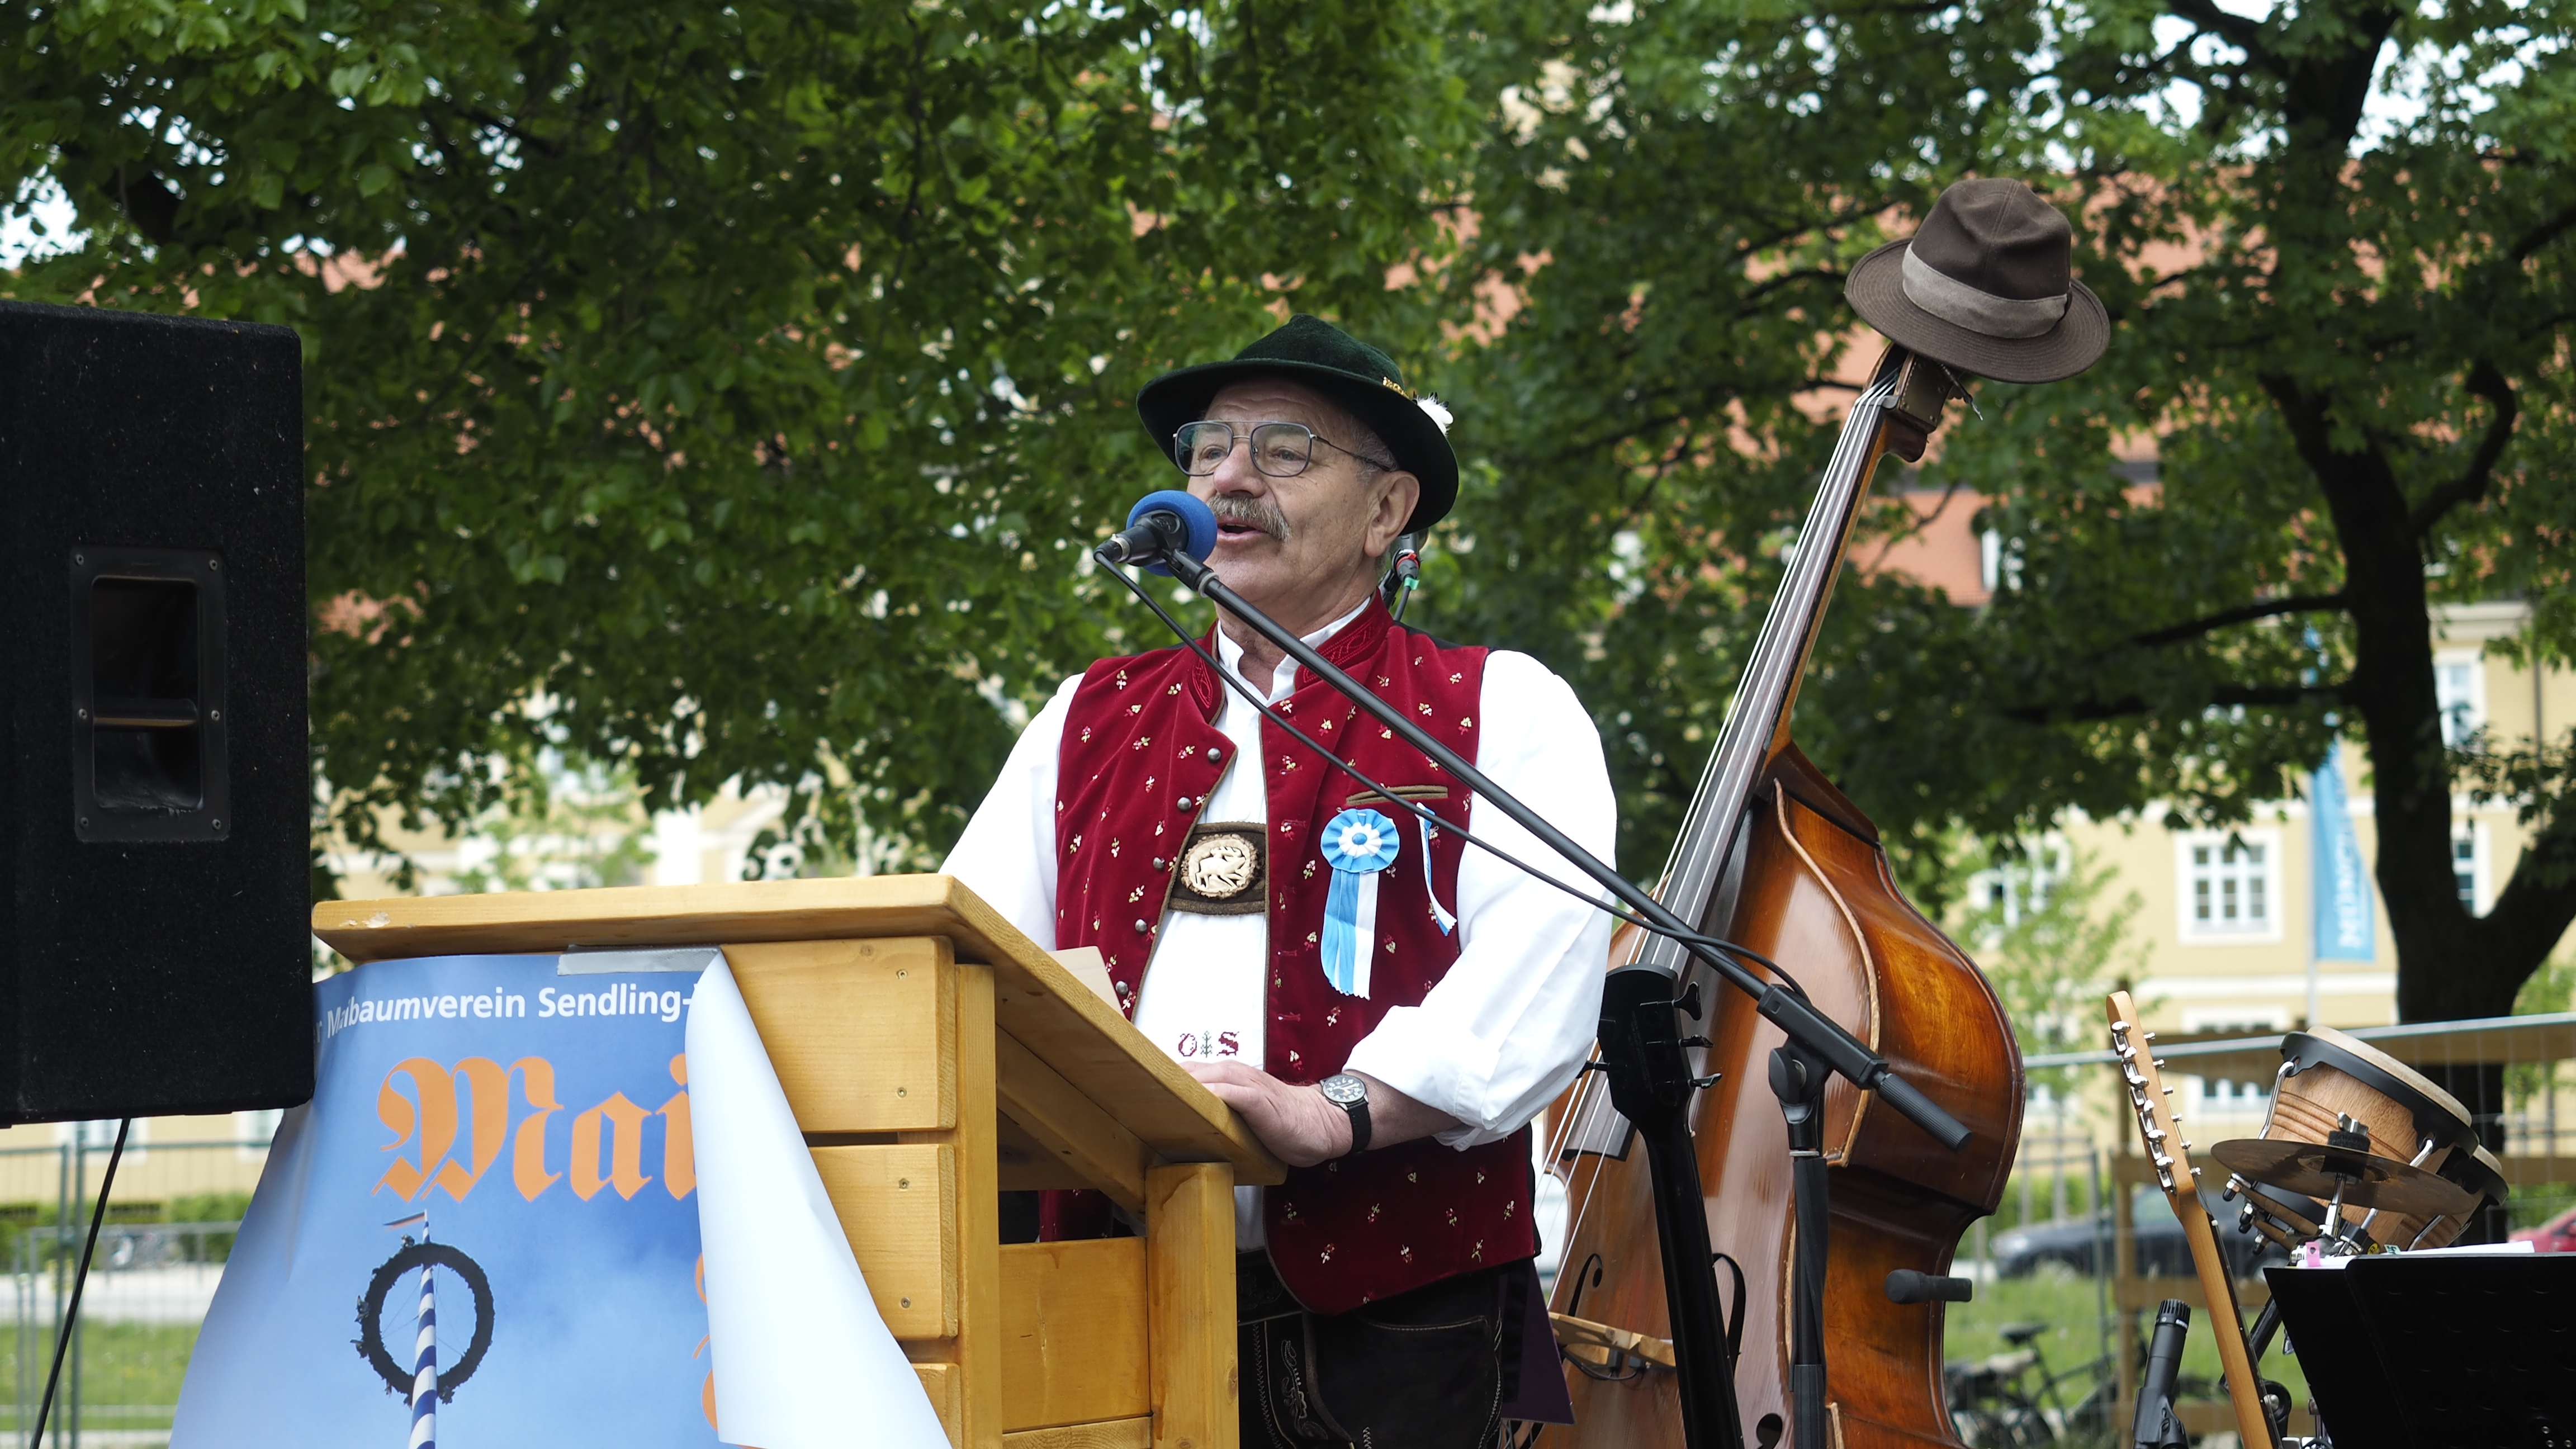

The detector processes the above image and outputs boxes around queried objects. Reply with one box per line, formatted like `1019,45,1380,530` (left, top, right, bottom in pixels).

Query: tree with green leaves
1419,0,2575,1045
1963,843,2153,1109
4,0,1474,889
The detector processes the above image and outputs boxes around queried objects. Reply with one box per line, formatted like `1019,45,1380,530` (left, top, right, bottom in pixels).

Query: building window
1979,530,2023,595
2454,826,2485,915
2194,1074,2274,1111
2194,842,2266,929
1972,838,2066,931
2435,655,2483,748
2178,832,2282,943
2179,1014,2285,1112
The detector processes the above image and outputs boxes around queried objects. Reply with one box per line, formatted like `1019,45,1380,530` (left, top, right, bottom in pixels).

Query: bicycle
1945,1321,2118,1447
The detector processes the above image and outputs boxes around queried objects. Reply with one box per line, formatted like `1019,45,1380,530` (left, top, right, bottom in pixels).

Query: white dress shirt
942,604,1616,1244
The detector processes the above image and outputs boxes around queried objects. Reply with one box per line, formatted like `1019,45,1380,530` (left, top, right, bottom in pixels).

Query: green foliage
444,754,652,894
11,0,2572,1026
1412,0,2576,1017
3,0,1478,876
2508,951,2575,1108
1961,843,2153,1104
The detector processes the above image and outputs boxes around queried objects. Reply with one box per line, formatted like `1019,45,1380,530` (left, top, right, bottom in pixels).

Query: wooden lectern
316,875,1286,1449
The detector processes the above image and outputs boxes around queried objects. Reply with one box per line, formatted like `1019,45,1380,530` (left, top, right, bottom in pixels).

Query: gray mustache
1209,493,1288,539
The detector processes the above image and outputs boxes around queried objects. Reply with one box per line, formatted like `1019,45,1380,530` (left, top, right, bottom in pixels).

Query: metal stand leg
1597,965,1748,1449
1771,1045,1831,1449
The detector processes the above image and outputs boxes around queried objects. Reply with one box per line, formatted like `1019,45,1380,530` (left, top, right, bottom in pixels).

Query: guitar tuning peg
2143,1031,2158,1043
2153,1058,2168,1070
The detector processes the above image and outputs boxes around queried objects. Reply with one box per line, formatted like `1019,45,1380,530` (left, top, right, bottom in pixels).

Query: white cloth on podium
688,953,949,1449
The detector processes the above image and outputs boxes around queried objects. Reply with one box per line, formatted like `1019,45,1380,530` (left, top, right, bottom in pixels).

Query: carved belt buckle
1168,822,1266,916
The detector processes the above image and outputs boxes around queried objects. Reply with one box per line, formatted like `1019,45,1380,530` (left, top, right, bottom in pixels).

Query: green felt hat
1135,314,1459,534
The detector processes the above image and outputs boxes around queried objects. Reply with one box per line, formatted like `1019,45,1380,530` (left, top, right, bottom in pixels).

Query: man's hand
1183,1062,1460,1168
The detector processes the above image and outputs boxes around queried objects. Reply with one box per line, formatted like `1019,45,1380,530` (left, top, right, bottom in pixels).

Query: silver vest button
1133,918,1149,934
1207,747,1225,763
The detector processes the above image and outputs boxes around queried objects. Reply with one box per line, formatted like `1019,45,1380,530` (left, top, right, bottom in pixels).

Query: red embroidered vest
1049,601,1538,1313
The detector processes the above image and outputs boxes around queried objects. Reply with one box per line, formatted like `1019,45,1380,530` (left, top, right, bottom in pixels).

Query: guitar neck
2170,1181,2274,1449
2109,989,2275,1449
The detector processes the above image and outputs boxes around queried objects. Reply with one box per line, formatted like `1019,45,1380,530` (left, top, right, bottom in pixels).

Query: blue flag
2311,755,2376,962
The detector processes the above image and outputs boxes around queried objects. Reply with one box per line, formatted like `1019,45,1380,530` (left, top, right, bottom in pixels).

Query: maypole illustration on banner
387,1210,439,1449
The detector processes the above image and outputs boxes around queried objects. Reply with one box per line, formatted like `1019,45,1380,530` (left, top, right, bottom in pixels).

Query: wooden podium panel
316,877,1274,1449
317,875,1282,1185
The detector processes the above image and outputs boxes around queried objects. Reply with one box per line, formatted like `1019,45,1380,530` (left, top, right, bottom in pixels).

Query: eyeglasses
1173,420,1393,478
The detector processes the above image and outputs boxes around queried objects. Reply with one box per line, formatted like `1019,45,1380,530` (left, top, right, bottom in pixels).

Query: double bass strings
1551,366,1905,1260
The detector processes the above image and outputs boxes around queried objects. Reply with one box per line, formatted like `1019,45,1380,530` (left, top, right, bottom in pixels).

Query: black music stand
2265,1252,2576,1448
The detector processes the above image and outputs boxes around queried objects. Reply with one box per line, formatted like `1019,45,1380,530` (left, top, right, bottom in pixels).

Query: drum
2227,1027,2477,1250
2365,1140,2511,1250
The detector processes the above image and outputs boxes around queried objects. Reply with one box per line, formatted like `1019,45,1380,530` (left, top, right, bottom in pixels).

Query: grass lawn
1949,1266,2311,1424
0,1320,198,1433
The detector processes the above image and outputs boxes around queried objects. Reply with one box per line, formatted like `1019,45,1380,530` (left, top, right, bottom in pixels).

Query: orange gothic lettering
513,1057,565,1200
659,1053,695,1200
571,1092,654,1201
376,1057,508,1202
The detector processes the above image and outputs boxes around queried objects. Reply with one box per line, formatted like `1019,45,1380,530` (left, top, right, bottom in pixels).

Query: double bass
1542,347,2024,1448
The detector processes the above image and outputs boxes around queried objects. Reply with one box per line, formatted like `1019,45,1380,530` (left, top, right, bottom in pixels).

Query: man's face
1187,377,1419,627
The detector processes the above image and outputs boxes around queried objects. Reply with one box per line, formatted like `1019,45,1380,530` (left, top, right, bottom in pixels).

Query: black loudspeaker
0,301,312,1125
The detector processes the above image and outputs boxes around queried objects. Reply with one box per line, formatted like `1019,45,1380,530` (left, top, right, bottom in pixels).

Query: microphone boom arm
1133,547,1971,1154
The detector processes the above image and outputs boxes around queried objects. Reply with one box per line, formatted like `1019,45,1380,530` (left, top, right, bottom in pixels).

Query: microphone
1378,531,1423,617
1098,490,1218,576
2132,1299,2190,1449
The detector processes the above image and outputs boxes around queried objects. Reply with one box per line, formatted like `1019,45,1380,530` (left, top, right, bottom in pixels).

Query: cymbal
2211,1139,2479,1218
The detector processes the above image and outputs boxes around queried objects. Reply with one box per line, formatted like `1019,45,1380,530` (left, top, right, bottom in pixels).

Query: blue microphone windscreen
1128,489,1218,576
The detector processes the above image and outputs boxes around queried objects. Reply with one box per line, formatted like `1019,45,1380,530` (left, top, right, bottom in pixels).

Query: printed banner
174,955,721,1447
2311,754,2377,962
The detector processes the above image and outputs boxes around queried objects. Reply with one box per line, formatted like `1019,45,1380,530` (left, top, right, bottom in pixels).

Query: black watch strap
1319,1073,1371,1157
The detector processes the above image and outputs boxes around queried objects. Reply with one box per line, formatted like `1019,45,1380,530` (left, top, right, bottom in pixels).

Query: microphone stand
1121,543,1974,1449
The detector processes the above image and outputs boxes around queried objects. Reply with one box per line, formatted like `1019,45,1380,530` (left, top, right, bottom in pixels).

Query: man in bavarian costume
945,314,1614,1447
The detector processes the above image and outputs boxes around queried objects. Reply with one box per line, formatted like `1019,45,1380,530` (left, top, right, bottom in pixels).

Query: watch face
1318,1073,1367,1106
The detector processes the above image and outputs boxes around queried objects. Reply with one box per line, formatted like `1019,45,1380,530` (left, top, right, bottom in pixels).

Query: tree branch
2165,0,2272,64
2126,591,2346,648
2511,201,2576,264
2004,681,2337,726
2408,361,2516,537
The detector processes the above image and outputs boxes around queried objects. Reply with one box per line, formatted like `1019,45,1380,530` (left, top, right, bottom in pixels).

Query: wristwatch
1317,1073,1372,1157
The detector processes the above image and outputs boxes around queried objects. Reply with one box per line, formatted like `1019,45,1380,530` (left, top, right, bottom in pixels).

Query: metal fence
0,1140,266,1449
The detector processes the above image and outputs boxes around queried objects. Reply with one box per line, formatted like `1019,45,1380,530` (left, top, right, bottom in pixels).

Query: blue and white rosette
1319,809,1401,997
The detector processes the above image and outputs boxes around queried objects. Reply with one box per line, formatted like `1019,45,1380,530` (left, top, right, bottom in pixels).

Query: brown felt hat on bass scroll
1844,178,2109,385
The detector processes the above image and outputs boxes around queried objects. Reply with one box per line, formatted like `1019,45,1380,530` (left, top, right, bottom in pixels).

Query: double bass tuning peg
1672,982,1705,1021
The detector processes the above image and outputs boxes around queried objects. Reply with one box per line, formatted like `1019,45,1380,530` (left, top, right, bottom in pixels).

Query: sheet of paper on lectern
687,954,949,1449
